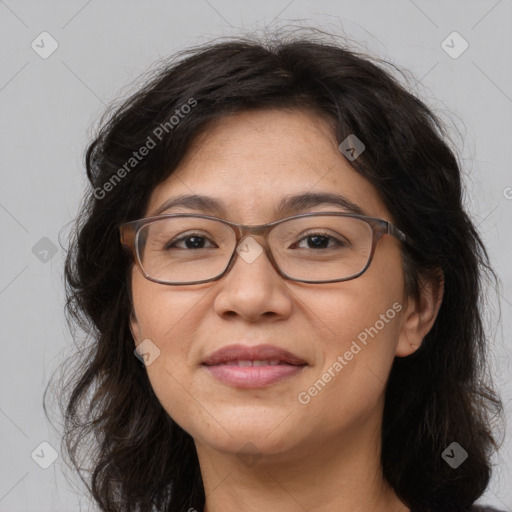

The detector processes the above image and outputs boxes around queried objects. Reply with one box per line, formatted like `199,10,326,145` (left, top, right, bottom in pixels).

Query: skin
130,109,443,512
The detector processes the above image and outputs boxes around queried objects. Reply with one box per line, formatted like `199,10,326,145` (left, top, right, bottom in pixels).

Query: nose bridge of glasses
232,223,273,255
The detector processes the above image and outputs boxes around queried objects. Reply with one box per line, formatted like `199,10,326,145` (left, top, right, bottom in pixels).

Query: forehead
145,109,390,222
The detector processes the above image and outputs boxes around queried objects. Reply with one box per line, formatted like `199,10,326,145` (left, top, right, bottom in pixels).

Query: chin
191,412,303,456
203,433,301,462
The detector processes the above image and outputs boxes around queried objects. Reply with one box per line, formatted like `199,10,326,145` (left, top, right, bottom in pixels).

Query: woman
49,30,505,512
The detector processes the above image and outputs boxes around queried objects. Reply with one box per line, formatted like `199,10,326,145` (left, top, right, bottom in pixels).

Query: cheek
296,251,405,419
303,247,405,355
130,269,214,432
130,265,211,340
293,309,403,440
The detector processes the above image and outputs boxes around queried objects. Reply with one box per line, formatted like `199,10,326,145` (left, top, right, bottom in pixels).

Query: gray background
0,1,511,510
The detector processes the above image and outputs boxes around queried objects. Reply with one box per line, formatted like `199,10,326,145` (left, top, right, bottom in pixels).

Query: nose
212,236,293,322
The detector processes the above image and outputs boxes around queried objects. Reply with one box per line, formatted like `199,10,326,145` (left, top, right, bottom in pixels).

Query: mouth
202,344,308,388
214,359,293,366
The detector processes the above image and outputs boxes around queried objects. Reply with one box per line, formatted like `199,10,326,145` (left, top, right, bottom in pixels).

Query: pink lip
202,344,307,388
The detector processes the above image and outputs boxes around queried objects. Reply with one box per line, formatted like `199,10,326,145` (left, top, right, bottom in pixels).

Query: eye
163,231,218,250
293,230,350,250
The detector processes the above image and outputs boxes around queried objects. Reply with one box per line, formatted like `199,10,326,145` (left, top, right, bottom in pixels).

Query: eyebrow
152,191,367,217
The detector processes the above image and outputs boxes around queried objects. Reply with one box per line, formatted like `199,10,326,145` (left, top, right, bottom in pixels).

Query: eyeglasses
119,212,408,285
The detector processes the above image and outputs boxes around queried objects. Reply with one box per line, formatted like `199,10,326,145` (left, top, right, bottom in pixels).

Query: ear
395,271,444,357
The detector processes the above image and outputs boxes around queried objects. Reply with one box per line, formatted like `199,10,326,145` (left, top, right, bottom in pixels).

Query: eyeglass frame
119,211,409,286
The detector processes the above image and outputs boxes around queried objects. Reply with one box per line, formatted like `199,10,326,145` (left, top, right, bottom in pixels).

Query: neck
196,418,409,512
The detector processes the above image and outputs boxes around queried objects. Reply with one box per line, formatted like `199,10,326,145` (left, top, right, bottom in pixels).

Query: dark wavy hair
45,28,504,512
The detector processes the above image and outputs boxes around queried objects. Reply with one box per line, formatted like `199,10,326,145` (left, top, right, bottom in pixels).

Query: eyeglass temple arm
119,224,136,249
386,222,420,253
387,223,408,243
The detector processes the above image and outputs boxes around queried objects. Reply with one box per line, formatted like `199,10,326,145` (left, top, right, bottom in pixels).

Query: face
130,109,417,463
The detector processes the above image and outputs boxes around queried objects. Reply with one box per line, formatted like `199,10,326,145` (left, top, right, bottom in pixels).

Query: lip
202,343,307,388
